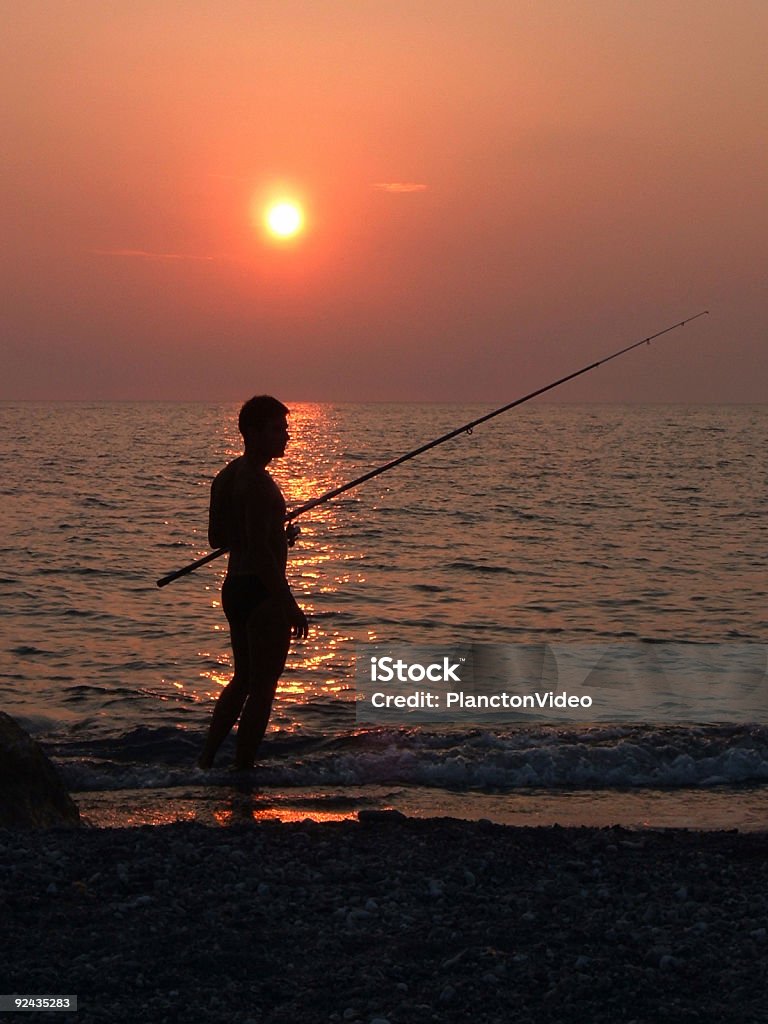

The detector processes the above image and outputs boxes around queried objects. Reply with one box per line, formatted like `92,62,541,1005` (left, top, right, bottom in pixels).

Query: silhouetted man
198,395,308,771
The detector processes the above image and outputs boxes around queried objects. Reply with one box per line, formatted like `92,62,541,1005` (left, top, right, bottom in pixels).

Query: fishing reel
286,523,302,547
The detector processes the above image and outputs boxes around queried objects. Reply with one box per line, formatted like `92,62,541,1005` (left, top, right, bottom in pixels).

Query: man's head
238,395,290,463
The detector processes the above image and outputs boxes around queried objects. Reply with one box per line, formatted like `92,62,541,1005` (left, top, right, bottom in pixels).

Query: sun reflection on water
213,806,357,825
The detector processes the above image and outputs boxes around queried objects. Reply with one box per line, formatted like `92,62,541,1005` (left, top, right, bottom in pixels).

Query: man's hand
286,523,301,547
287,601,309,640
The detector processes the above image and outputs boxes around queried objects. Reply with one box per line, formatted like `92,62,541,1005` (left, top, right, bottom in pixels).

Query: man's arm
208,459,245,549
208,473,232,549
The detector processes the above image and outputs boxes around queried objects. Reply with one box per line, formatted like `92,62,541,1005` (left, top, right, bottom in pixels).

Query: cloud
372,182,428,193
91,248,221,262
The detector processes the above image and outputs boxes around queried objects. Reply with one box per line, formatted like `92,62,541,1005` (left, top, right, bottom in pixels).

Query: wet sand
74,781,768,832
2,815,767,1023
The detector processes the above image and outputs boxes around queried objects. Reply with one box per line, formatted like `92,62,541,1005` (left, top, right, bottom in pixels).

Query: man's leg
233,603,291,770
197,620,251,769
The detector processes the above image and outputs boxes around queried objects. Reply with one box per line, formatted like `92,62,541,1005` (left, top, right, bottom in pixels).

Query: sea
1,401,767,830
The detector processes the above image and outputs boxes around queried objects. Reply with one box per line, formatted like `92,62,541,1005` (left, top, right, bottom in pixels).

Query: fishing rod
156,310,709,588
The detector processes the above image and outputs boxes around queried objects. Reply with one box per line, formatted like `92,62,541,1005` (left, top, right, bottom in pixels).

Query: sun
265,200,304,240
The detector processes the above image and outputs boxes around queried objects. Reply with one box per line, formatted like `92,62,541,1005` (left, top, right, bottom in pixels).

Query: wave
51,722,768,795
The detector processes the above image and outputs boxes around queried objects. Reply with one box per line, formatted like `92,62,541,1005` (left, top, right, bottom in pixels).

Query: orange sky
2,1,766,401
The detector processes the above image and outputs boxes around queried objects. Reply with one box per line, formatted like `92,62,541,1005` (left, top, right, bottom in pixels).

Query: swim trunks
221,574,270,628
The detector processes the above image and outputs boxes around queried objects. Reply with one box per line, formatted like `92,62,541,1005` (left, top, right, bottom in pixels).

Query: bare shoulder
239,463,277,498
212,456,245,490
219,455,245,478
213,458,283,512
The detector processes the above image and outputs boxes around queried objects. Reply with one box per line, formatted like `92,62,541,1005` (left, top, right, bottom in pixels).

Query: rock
0,713,80,828
357,809,408,825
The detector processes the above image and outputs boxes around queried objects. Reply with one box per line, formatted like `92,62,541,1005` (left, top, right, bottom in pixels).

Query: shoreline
3,815,768,1023
72,780,768,832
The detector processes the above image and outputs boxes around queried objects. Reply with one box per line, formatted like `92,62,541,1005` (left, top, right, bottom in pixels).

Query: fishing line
156,311,709,587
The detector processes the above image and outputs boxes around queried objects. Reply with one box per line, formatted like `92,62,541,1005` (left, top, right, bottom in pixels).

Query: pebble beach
3,815,768,1024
